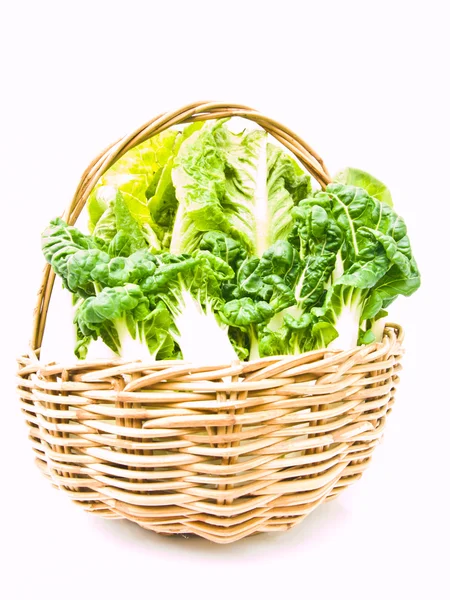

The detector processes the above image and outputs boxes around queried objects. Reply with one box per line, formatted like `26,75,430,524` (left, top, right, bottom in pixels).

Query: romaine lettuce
88,125,203,250
170,120,310,256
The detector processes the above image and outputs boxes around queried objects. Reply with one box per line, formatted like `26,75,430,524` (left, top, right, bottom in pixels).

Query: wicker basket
17,102,404,544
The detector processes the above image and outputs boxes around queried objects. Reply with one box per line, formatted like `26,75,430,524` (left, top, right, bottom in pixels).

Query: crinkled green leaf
228,327,250,360
76,284,148,327
233,241,298,313
142,251,233,316
199,230,247,271
92,203,116,244
220,298,274,329
87,129,185,249
334,167,393,206
107,191,149,255
171,120,311,257
66,249,110,297
41,217,99,286
144,301,176,359
265,143,311,249
147,122,204,247
287,202,342,318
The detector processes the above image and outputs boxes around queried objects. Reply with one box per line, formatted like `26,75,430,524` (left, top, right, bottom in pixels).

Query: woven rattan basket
17,102,404,544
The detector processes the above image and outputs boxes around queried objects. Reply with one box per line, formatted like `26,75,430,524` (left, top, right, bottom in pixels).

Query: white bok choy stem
170,289,238,365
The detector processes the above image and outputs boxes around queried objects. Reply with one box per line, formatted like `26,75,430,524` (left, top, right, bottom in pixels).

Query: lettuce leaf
170,120,310,256
87,130,178,231
147,122,203,247
87,126,203,250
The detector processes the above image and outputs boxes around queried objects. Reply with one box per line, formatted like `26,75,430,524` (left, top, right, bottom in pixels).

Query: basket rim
19,323,403,375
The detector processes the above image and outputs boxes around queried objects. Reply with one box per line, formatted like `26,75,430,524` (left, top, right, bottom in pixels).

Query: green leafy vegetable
41,119,420,363
87,130,178,231
74,283,150,356
88,126,203,250
139,250,238,364
170,120,310,256
199,230,247,272
309,183,420,349
42,217,99,284
250,181,419,355
220,297,274,360
334,167,393,206
147,122,204,247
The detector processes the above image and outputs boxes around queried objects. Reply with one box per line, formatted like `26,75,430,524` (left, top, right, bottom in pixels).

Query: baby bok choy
141,251,239,364
41,218,173,360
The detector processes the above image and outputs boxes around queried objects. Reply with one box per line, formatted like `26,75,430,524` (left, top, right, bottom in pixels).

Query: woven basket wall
17,102,404,544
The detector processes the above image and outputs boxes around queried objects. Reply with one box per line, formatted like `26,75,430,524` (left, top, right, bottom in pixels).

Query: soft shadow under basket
17,102,403,544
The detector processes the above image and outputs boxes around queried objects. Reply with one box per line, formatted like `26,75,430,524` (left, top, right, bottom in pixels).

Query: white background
1,1,449,599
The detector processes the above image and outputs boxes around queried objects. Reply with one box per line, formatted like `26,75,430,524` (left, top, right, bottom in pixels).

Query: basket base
36,455,368,544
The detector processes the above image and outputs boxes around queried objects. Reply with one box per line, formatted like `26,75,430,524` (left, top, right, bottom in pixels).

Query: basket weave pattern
17,102,403,543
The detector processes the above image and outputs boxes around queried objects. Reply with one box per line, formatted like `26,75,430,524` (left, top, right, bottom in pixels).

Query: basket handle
31,101,332,351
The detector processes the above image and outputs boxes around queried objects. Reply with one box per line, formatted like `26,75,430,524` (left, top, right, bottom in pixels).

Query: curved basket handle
31,101,332,351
